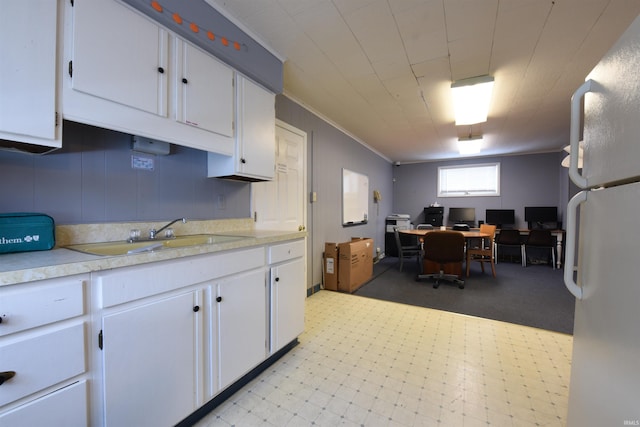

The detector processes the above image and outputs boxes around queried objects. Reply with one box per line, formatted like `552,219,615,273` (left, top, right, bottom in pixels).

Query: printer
386,214,411,232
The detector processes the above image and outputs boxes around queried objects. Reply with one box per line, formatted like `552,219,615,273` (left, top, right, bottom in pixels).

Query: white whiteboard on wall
342,168,369,226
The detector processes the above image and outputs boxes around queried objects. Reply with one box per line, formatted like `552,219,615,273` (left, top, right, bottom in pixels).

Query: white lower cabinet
268,240,305,353
101,291,202,427
93,246,270,426
216,268,267,390
2,239,304,426
0,275,89,424
270,258,305,352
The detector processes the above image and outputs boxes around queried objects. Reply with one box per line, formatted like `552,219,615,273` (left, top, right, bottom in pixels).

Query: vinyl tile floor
194,290,573,426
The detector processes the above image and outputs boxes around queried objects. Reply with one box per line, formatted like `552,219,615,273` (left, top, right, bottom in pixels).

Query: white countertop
0,228,306,287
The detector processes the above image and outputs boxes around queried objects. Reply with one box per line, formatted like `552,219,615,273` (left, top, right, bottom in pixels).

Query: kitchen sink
65,234,246,256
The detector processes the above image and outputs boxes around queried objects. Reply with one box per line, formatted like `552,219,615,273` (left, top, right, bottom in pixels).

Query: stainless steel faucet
149,218,186,239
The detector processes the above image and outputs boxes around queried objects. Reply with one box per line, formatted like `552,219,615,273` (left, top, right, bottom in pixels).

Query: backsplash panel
0,121,250,224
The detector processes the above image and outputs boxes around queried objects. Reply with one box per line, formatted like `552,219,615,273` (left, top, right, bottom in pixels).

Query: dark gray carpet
354,256,575,335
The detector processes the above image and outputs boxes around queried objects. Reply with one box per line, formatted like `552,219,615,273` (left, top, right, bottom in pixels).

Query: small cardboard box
324,243,339,291
337,238,374,293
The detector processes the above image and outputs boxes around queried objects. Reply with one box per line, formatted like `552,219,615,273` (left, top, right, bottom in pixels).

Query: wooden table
403,228,564,268
401,229,489,240
400,229,490,278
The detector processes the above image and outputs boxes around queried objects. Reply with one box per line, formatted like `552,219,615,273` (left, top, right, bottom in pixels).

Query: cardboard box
337,238,374,293
323,243,339,291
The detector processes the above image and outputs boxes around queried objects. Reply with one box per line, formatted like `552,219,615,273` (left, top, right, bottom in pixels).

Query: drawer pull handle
0,371,16,386
275,277,280,282
216,296,222,303
193,305,200,312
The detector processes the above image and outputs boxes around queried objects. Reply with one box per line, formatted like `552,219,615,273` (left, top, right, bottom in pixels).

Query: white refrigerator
564,15,640,427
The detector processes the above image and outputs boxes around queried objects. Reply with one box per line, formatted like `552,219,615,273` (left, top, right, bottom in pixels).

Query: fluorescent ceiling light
458,136,482,155
451,75,494,125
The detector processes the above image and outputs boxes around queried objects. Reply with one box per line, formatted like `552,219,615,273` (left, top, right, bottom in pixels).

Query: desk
402,228,564,268
495,229,564,268
401,229,489,240
401,229,489,280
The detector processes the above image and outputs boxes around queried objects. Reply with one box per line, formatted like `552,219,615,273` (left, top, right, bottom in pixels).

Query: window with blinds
438,163,500,197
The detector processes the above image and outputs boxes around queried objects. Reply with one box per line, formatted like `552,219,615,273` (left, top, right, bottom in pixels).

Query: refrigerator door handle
564,191,587,300
569,79,593,189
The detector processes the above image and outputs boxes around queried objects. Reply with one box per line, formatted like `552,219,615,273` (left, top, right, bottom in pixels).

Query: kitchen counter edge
0,230,307,287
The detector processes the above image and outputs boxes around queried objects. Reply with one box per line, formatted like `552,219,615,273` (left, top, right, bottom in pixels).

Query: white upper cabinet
208,75,275,181
0,0,61,150
63,0,234,155
175,41,234,138
70,0,169,117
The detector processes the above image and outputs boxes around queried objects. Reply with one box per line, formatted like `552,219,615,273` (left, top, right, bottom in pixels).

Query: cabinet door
0,0,61,147
237,75,276,179
71,0,168,116
270,257,305,352
102,291,200,427
217,269,266,390
176,42,234,137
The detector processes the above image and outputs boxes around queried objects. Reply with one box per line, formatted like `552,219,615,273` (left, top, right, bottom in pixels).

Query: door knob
216,296,222,302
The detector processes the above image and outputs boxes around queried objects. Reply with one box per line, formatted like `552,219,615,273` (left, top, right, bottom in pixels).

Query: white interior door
252,121,306,231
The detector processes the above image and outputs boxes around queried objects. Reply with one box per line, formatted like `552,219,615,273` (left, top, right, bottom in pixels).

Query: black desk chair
522,229,556,269
393,227,422,272
495,229,523,265
417,231,465,289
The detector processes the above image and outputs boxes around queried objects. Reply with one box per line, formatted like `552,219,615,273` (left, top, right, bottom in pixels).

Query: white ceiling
207,0,640,163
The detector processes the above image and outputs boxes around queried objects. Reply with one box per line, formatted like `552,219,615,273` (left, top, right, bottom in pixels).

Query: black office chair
522,229,556,269
393,227,422,272
417,231,465,289
494,229,523,265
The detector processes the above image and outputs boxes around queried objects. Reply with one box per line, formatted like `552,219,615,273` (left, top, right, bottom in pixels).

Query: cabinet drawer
268,240,304,264
0,380,88,426
0,323,86,406
0,277,85,336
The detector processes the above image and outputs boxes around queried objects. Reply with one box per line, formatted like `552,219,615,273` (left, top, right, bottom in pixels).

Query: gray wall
0,121,250,224
0,105,571,292
393,153,568,229
275,95,394,290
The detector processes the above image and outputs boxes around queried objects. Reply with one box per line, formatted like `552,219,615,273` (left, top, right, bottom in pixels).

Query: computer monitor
485,209,515,228
448,207,475,226
524,206,558,229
